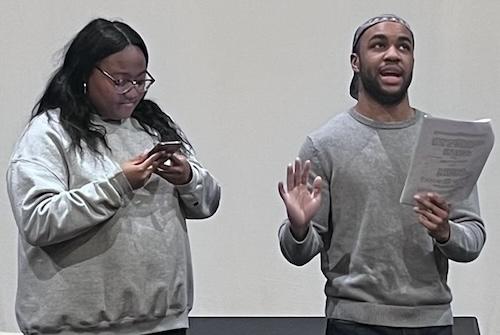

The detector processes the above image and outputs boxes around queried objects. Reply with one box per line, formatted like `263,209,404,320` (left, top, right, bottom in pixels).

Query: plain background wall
1,1,499,334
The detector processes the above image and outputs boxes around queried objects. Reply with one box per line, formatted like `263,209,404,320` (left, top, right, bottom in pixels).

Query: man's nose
384,45,401,61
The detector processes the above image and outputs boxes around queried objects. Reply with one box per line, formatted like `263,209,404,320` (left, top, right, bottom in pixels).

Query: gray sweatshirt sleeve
278,136,331,266
7,156,132,246
6,115,135,247
7,159,133,247
278,220,324,266
435,186,486,262
175,157,221,219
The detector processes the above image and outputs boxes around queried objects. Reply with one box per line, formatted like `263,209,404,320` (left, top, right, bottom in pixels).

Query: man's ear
350,53,360,73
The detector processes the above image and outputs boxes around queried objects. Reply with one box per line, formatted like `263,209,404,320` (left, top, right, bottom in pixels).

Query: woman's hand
155,152,193,185
121,153,163,190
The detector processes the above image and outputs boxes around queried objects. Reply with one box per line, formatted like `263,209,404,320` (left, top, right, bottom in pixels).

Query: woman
6,18,221,335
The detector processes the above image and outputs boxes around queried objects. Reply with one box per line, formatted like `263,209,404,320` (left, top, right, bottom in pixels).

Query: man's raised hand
278,158,322,240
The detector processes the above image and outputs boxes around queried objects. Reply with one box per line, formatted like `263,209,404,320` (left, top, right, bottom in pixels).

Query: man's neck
355,93,414,122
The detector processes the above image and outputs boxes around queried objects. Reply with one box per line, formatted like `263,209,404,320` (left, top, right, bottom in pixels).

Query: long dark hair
32,18,190,154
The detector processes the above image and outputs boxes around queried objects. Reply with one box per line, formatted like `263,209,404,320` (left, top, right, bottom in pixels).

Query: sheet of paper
400,115,494,205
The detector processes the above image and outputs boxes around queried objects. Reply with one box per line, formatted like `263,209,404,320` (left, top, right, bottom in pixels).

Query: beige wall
1,1,499,334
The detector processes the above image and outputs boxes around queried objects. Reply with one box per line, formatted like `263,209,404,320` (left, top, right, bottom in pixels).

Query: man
278,14,485,335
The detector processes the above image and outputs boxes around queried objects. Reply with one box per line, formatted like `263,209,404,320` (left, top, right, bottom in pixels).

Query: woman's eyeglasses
95,66,155,94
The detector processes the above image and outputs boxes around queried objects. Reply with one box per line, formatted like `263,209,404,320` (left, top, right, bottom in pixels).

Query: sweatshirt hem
326,299,453,327
19,311,189,335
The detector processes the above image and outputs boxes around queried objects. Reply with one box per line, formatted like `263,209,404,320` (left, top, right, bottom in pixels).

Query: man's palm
278,159,322,238
280,182,322,227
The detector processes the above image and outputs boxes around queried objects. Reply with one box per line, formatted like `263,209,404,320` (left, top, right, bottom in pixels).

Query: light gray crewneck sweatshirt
279,108,485,327
7,109,221,334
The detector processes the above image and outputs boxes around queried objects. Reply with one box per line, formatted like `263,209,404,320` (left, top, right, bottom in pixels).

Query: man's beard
359,66,413,106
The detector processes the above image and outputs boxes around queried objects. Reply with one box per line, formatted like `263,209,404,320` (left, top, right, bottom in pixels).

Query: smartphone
147,141,182,157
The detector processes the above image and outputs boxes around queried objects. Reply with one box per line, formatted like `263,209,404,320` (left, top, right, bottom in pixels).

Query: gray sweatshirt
7,109,221,334
279,108,485,327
